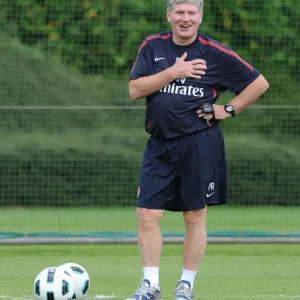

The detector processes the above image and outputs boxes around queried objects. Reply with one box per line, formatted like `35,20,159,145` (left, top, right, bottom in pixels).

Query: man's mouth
179,25,191,30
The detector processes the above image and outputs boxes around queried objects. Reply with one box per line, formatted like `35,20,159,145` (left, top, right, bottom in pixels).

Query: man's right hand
171,52,207,79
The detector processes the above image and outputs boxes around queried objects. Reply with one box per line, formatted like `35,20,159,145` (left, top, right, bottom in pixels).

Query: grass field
0,244,300,300
1,206,300,234
1,206,300,300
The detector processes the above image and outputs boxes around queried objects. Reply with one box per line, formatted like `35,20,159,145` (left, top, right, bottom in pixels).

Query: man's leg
125,208,164,300
173,208,207,300
182,208,207,274
137,207,165,288
176,128,225,292
126,137,176,300
181,208,207,286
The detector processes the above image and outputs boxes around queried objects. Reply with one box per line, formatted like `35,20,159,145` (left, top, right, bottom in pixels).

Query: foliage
3,0,300,81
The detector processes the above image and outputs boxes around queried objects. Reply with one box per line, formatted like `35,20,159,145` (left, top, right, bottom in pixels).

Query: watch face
225,105,234,113
202,103,214,114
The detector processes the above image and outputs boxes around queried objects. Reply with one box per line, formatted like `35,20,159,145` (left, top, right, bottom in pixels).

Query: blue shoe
125,278,162,300
174,280,194,300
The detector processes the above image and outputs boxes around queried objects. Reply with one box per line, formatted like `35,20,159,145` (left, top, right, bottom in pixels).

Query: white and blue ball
33,266,75,300
59,263,90,299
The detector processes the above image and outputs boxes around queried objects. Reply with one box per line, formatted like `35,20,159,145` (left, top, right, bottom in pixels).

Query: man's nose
181,13,190,22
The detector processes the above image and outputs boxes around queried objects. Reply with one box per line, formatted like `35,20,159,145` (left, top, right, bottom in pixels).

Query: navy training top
130,31,260,140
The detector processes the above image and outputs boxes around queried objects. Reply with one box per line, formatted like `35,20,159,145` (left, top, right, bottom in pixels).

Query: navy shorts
137,127,228,211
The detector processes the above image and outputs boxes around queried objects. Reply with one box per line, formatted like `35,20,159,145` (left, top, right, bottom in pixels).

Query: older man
127,0,269,299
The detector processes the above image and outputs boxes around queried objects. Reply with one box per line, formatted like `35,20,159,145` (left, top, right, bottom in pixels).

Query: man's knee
137,208,164,226
183,208,207,227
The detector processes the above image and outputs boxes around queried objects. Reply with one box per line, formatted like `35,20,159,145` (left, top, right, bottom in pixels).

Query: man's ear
166,9,171,22
199,10,203,23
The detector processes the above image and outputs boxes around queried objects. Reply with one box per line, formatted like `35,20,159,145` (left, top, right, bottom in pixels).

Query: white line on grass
255,296,300,298
0,295,117,300
0,297,33,300
226,295,300,299
195,295,300,299
1,295,299,300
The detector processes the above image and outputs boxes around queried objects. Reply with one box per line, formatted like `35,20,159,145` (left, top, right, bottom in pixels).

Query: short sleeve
130,39,152,80
219,51,260,95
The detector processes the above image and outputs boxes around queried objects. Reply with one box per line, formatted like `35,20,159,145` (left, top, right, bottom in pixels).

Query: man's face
167,3,202,44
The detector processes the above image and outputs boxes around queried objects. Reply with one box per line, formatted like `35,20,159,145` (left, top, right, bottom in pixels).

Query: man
127,0,269,299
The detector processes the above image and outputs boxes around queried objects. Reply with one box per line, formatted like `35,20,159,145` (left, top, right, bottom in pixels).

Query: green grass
1,206,300,234
0,244,300,300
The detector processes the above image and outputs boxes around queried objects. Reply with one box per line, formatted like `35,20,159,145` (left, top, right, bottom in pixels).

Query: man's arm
227,74,269,114
129,52,207,101
197,75,269,120
129,68,177,101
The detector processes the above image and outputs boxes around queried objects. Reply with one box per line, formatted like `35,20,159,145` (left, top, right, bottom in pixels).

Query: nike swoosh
206,192,216,198
155,57,166,61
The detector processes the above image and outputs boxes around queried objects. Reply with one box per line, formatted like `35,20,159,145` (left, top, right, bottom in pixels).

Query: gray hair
167,0,203,11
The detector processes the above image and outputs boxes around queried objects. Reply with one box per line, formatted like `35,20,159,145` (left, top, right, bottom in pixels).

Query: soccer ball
59,262,90,299
33,267,75,300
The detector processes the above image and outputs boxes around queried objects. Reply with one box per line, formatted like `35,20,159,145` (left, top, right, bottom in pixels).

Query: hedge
0,134,299,207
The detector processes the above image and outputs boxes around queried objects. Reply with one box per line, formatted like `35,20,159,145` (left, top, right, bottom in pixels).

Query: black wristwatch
224,104,235,117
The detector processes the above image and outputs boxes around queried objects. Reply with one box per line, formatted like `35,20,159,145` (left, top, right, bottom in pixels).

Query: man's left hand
197,104,232,120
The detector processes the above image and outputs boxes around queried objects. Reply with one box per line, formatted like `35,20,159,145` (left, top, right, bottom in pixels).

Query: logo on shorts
137,186,141,199
206,182,215,198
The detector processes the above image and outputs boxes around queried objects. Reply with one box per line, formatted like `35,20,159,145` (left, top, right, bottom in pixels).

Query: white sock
143,267,160,288
180,269,197,289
